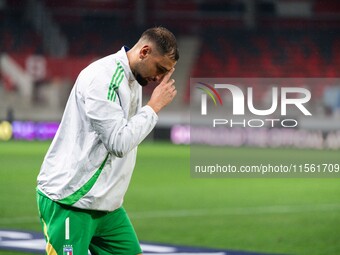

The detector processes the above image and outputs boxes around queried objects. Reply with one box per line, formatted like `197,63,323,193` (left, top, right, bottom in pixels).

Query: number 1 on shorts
65,217,70,240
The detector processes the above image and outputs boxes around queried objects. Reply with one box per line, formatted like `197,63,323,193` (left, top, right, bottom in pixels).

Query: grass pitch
0,141,339,255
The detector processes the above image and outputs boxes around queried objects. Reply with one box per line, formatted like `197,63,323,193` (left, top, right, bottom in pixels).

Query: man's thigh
89,207,142,255
37,192,95,255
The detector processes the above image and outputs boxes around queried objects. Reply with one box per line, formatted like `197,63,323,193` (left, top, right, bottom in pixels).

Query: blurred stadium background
1,0,340,255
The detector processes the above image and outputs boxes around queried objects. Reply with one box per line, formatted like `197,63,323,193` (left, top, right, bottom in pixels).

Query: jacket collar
116,46,136,84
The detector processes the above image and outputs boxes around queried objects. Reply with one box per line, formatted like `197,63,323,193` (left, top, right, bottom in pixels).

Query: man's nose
154,74,164,82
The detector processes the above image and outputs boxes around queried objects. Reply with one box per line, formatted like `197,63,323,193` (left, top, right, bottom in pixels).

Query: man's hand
147,68,177,113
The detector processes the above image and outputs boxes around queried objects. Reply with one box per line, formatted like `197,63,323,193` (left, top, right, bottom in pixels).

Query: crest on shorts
63,245,73,255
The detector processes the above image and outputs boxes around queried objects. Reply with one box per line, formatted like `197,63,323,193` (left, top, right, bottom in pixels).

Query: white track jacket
37,47,158,211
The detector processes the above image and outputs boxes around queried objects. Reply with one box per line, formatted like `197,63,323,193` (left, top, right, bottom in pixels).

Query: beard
132,65,161,87
134,72,148,87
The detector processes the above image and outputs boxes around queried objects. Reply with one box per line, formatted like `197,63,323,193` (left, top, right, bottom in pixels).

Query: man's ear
139,45,152,59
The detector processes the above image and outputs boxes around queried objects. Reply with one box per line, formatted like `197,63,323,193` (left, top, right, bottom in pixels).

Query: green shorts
37,191,142,255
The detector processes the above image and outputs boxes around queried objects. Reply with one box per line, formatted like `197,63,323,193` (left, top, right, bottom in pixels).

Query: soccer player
36,27,179,255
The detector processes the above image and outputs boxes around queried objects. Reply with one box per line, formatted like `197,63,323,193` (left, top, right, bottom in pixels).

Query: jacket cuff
142,105,159,119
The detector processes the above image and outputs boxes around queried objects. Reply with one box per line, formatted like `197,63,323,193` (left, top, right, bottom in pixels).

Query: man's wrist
147,102,161,114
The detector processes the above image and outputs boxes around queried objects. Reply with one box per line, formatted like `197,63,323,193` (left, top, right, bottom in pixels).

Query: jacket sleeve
83,73,158,158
